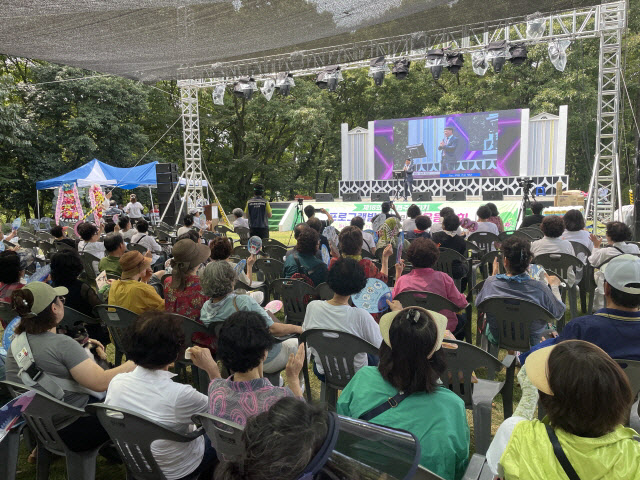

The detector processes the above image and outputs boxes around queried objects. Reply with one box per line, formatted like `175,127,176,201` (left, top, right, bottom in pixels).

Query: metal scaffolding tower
585,1,626,227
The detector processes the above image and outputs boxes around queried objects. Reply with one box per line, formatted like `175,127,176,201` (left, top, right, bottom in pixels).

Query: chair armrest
182,427,206,441
501,354,516,370
273,334,298,342
462,454,487,480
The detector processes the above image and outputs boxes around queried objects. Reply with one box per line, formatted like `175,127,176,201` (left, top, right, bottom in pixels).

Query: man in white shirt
302,258,383,377
350,216,376,254
131,219,163,264
124,194,144,222
118,216,136,241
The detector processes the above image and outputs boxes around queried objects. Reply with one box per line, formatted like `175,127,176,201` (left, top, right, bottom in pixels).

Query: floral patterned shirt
163,274,208,322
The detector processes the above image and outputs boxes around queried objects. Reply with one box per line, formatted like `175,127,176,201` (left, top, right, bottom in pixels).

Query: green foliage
1,3,640,218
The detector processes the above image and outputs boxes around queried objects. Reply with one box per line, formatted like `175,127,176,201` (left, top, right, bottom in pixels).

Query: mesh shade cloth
0,0,601,81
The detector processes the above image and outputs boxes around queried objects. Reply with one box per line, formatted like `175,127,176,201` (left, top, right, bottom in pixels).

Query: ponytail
11,288,58,335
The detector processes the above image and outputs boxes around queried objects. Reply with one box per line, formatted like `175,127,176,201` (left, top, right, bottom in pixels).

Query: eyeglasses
57,296,66,305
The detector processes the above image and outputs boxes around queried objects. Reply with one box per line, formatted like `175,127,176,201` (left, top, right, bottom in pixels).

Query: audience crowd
1,198,640,480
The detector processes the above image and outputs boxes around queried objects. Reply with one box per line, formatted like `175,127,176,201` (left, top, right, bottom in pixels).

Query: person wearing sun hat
487,340,640,479
337,306,470,480
108,250,165,314
164,239,210,322
519,253,640,364
4,282,136,452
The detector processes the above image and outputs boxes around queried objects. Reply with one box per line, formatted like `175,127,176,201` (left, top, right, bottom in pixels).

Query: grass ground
12,228,558,479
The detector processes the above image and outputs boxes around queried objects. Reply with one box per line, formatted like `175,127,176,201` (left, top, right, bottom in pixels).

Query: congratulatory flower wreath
55,183,83,224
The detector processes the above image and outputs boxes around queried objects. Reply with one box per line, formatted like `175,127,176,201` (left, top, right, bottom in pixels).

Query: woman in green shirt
337,306,470,480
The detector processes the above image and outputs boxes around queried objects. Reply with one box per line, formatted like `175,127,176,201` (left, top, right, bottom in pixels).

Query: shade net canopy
0,0,602,82
36,159,159,190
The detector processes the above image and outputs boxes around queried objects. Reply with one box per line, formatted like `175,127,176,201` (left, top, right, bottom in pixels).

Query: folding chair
87,404,207,480
440,340,515,454
193,413,244,462
94,304,138,366
300,329,379,409
2,381,107,480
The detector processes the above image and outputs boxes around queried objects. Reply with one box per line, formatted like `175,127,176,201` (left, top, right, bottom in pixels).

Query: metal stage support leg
585,1,625,228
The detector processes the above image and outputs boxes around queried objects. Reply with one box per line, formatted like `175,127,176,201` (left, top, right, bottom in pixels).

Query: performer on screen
438,126,459,172
402,158,415,201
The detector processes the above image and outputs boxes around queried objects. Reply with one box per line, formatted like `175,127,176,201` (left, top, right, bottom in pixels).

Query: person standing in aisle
245,184,272,239
124,194,145,223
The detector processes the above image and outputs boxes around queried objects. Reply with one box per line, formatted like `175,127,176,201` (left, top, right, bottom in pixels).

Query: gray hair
199,260,236,298
232,208,244,218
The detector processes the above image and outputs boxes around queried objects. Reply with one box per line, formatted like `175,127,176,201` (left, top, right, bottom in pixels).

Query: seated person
284,223,313,258
329,226,391,282
50,224,77,250
561,209,593,259
231,208,249,230
209,236,257,288
216,397,338,480
164,239,210,321
393,238,468,334
177,213,196,237
520,201,545,228
5,282,135,453
199,261,301,375
431,214,468,280
103,222,116,234
105,312,219,480
486,340,639,479
77,222,105,259
351,216,376,254
283,226,328,286
475,205,500,236
486,203,504,233
402,204,421,232
303,258,383,380
118,215,136,241
108,251,165,314
475,237,565,346
376,218,409,251
304,204,334,229
431,207,461,234
0,250,24,305
131,219,163,265
405,215,432,240
520,254,640,364
98,232,126,277
306,216,331,254
209,311,304,426
531,215,574,258
337,306,470,480
589,221,640,310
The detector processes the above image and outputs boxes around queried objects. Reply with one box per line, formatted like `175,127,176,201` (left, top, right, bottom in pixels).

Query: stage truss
176,1,626,226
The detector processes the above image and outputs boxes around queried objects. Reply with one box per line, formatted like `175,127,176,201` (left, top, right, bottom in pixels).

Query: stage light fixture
446,51,464,75
509,44,528,66
526,13,546,39
233,77,258,100
212,83,226,105
487,41,509,73
425,49,445,80
392,58,411,80
471,51,489,76
316,65,342,91
275,72,295,96
548,39,571,72
260,78,275,101
368,56,389,86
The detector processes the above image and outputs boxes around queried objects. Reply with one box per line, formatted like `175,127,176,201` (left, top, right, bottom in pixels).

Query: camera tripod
517,183,536,226
288,199,306,246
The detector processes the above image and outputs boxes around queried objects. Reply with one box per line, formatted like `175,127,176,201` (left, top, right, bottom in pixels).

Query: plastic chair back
17,229,36,241
271,279,318,325
215,224,233,237
232,245,250,260
263,244,287,260
234,227,250,245
615,359,640,397
467,232,500,254
262,238,287,249
18,239,38,250
315,282,335,301
128,243,147,255
519,227,543,240
193,413,244,462
532,253,582,283
87,404,204,480
300,329,379,392
0,301,18,328
255,258,284,287
79,252,100,280
394,290,459,312
434,247,467,288
511,230,533,241
478,251,505,275
94,304,138,364
498,231,515,242
569,241,592,264
61,306,101,329
477,297,555,351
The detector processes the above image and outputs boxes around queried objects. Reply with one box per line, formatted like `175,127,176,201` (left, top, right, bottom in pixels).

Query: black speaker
412,192,433,202
315,193,334,202
156,163,178,174
371,192,391,202
157,172,179,184
157,191,177,204
157,182,175,193
342,193,362,202
482,190,504,201
445,191,467,201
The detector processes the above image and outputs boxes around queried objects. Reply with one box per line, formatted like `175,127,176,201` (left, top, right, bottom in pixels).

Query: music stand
392,170,404,201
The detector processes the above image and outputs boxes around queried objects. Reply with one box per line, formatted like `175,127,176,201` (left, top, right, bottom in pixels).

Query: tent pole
36,190,40,220
148,186,156,226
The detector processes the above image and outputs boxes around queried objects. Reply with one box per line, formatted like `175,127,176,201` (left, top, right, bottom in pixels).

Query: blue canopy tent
35,159,159,220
